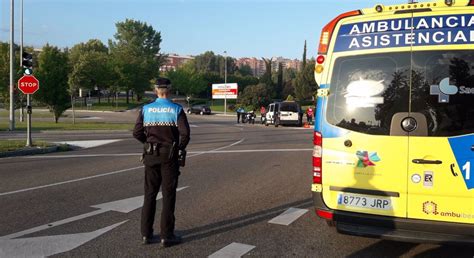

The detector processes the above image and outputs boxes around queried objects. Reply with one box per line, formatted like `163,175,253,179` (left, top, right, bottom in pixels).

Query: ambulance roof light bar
318,10,361,55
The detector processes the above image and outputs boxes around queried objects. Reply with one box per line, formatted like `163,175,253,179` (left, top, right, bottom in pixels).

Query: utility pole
9,0,15,131
224,51,227,116
20,0,24,123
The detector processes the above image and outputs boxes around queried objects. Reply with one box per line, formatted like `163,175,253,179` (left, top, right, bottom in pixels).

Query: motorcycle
242,111,256,124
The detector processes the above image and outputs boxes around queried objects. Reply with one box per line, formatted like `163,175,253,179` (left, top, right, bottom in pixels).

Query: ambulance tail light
316,209,333,220
313,131,323,184
318,10,361,54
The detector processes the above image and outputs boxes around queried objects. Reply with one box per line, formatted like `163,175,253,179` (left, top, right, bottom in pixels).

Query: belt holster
144,143,160,156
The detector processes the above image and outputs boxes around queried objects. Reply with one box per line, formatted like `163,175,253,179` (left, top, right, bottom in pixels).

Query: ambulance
312,0,474,243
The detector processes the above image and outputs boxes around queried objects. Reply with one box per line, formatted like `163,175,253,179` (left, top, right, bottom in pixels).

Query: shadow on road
178,198,312,242
347,240,417,257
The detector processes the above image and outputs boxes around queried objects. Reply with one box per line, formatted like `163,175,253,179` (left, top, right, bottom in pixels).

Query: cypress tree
302,40,307,69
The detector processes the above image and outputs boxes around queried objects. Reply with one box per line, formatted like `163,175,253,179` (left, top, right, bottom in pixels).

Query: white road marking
208,242,256,258
268,208,308,226
0,166,144,197
79,116,102,120
55,139,123,149
0,220,127,257
91,186,188,213
190,124,199,127
188,138,245,158
24,148,312,159
2,139,245,197
0,187,188,240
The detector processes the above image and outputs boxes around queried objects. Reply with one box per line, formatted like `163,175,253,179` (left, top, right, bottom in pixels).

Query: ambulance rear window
327,51,474,137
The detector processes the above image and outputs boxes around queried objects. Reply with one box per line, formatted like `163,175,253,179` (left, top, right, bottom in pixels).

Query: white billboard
212,83,238,99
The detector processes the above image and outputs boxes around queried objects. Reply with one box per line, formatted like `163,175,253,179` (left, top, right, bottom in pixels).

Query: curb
39,129,132,134
0,145,61,158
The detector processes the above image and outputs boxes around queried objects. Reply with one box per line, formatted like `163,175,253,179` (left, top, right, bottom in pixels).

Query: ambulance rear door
407,42,474,223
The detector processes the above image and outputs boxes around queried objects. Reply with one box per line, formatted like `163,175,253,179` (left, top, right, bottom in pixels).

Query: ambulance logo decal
430,78,458,103
422,201,439,215
356,151,381,168
448,135,474,190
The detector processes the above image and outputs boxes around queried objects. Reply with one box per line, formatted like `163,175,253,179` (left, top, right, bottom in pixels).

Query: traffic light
22,52,33,75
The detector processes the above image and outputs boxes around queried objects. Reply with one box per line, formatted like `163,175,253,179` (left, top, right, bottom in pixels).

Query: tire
187,109,191,114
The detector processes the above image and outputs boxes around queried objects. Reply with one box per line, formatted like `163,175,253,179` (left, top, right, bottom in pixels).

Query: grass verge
0,140,51,152
0,121,133,131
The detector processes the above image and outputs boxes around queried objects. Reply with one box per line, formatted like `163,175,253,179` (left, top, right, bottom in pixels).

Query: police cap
155,78,171,89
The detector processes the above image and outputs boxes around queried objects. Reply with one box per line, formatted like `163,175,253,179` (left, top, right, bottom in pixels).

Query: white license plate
337,193,392,210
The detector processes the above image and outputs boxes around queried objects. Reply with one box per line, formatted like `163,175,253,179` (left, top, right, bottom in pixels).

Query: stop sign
18,75,40,94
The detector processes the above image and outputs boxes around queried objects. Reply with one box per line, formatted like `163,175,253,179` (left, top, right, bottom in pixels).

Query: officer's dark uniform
133,81,190,246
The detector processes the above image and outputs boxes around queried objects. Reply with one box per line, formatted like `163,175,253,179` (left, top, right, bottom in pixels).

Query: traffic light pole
26,94,32,147
9,0,15,131
19,0,24,123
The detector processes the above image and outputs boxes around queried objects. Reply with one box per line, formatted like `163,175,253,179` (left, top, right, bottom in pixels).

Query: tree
302,40,307,69
35,44,70,123
276,62,284,100
0,42,26,110
69,39,108,65
240,83,272,109
166,63,207,97
294,60,317,100
236,64,253,77
109,19,164,103
193,51,236,75
69,40,111,106
261,58,273,86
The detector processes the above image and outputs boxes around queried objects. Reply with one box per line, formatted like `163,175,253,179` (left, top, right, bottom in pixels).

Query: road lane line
268,208,308,226
0,166,144,197
24,153,143,158
0,209,107,240
188,138,245,158
208,243,255,258
24,148,312,159
2,139,245,196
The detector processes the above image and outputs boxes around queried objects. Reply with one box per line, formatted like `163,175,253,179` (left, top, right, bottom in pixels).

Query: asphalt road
0,114,472,257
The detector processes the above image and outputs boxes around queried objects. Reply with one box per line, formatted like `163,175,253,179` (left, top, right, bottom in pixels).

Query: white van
265,101,302,127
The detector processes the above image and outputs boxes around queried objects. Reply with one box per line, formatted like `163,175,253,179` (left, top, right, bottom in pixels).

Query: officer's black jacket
133,99,190,150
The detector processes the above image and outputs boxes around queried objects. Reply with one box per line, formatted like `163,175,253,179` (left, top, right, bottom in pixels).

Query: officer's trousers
141,151,179,239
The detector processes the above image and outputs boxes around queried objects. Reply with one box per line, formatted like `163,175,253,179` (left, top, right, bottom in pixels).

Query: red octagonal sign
18,75,40,94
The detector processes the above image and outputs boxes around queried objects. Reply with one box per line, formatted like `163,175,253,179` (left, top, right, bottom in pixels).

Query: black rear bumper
312,191,474,245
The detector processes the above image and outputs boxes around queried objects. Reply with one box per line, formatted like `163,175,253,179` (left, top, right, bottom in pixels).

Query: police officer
133,78,190,248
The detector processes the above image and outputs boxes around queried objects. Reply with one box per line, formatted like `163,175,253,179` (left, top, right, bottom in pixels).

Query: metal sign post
26,94,32,146
18,75,40,147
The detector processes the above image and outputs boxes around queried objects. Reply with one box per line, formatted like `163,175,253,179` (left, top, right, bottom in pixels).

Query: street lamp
224,51,227,116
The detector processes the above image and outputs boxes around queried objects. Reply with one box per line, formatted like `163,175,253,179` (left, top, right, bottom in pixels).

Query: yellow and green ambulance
312,0,474,244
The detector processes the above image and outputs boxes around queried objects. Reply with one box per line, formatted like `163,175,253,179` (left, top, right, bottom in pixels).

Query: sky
1,0,406,59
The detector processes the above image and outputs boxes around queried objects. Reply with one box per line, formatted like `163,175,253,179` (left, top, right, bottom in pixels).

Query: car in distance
187,104,211,115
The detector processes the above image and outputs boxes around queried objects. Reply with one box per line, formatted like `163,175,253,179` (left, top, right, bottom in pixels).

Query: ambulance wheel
326,220,335,227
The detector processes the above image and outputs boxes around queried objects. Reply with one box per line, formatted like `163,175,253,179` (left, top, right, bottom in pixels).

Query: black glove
178,149,187,167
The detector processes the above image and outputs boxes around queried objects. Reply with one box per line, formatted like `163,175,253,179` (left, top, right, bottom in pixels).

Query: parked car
187,104,211,115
